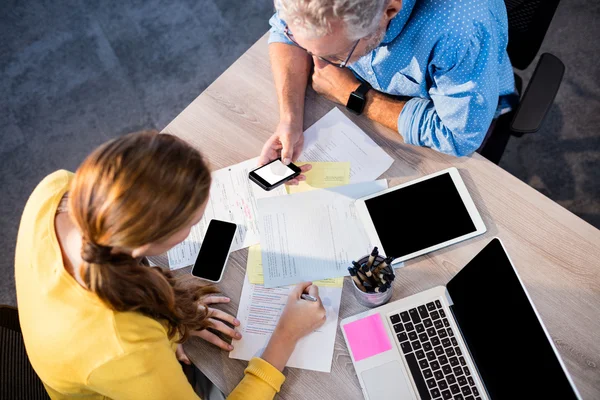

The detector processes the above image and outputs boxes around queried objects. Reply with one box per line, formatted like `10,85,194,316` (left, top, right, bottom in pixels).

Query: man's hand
311,60,361,105
258,121,312,185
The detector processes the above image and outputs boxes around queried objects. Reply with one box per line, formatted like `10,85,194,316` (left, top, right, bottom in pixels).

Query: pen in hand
301,293,318,302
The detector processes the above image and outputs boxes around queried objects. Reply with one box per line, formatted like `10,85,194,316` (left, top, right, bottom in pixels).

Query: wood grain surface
160,34,600,399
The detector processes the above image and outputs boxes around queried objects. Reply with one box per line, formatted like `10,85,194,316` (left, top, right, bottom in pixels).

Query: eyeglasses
283,26,360,68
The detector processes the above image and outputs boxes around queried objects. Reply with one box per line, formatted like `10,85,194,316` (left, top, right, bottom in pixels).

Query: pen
352,260,363,274
301,294,318,302
373,256,394,277
365,247,379,268
348,267,367,292
356,268,370,283
361,262,373,277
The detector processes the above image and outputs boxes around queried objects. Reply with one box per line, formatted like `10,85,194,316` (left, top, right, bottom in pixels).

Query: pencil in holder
349,252,394,308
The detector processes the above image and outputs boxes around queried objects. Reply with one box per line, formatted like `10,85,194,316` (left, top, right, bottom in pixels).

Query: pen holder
351,255,394,308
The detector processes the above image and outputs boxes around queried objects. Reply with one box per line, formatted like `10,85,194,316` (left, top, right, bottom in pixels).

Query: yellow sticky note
247,244,344,288
286,162,351,194
247,244,264,284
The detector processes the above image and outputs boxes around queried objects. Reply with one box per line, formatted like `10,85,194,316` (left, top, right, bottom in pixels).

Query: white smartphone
355,167,486,265
191,219,237,283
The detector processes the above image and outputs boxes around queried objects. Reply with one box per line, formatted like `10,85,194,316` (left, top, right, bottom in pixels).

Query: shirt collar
381,0,416,44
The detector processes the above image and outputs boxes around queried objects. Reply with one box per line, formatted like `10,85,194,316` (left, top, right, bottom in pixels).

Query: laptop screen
446,239,579,399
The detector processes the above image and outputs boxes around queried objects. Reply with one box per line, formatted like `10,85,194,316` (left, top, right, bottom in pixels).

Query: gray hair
276,0,389,40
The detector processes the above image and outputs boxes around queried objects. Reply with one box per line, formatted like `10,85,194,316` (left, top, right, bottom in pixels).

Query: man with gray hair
259,0,518,177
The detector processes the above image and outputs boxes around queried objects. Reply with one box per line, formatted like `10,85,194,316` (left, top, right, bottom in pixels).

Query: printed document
259,180,388,288
247,244,344,287
167,158,286,270
230,274,343,372
298,108,393,183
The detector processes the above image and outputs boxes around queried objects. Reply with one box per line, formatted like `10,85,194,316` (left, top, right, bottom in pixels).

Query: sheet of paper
247,244,344,287
299,108,394,184
230,274,343,372
259,180,388,288
286,161,350,194
167,157,286,270
343,314,392,362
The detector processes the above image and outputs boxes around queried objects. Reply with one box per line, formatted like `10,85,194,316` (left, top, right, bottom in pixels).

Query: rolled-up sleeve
397,25,499,157
268,13,293,45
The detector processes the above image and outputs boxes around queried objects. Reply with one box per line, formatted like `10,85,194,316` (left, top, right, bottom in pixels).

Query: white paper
300,108,394,184
258,180,388,288
230,274,342,372
167,158,286,270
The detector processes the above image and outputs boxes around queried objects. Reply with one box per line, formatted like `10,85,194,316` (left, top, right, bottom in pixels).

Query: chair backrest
0,305,50,400
505,0,561,70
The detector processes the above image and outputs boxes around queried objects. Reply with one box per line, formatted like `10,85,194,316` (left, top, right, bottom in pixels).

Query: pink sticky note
343,314,392,362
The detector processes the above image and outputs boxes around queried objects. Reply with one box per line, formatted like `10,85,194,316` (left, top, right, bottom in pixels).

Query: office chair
478,0,565,164
0,305,50,400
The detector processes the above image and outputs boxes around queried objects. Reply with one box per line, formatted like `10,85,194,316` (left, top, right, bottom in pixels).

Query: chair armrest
510,53,565,134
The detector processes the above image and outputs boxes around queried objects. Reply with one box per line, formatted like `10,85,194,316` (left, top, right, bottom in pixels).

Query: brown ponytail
69,131,218,342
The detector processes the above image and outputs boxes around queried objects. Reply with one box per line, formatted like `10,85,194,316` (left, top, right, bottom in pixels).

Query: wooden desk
162,34,600,399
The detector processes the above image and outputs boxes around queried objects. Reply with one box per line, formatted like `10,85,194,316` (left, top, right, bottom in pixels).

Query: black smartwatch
346,82,371,115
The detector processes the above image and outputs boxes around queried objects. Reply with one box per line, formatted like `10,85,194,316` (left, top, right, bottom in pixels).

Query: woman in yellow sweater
15,131,326,399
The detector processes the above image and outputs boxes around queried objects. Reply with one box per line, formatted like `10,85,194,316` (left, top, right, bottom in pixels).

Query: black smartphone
248,158,302,191
191,219,237,283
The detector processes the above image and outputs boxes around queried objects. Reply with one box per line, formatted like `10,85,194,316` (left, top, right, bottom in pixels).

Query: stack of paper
258,180,388,288
230,161,349,372
247,160,351,288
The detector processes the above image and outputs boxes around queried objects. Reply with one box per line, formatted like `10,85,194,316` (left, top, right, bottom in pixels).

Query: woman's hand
277,282,327,342
176,344,191,365
191,295,242,351
260,282,327,371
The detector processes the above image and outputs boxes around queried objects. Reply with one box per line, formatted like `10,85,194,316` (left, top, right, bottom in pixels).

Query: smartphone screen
249,159,301,190
254,159,295,184
191,220,237,282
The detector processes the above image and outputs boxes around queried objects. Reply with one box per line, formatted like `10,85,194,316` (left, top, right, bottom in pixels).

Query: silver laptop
341,238,581,400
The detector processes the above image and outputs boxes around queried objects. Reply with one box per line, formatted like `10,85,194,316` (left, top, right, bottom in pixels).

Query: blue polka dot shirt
269,0,518,157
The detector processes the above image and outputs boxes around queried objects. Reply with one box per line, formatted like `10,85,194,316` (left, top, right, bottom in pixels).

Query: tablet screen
364,173,476,258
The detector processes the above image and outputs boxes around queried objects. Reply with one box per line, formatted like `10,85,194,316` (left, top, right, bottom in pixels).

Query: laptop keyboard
389,300,482,400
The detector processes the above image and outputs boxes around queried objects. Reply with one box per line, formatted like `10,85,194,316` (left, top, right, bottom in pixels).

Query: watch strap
354,82,371,98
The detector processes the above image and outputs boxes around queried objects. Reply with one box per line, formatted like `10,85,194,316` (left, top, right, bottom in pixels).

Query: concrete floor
1,0,599,306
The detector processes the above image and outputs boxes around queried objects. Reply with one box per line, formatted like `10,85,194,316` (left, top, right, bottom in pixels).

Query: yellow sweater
15,170,285,400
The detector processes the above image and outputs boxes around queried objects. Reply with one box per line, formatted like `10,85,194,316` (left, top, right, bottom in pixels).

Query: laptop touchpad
361,360,414,400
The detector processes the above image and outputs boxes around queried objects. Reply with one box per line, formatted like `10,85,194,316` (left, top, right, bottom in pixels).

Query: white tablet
355,167,486,265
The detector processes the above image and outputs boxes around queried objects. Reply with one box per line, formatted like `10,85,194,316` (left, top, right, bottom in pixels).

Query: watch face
347,92,366,115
